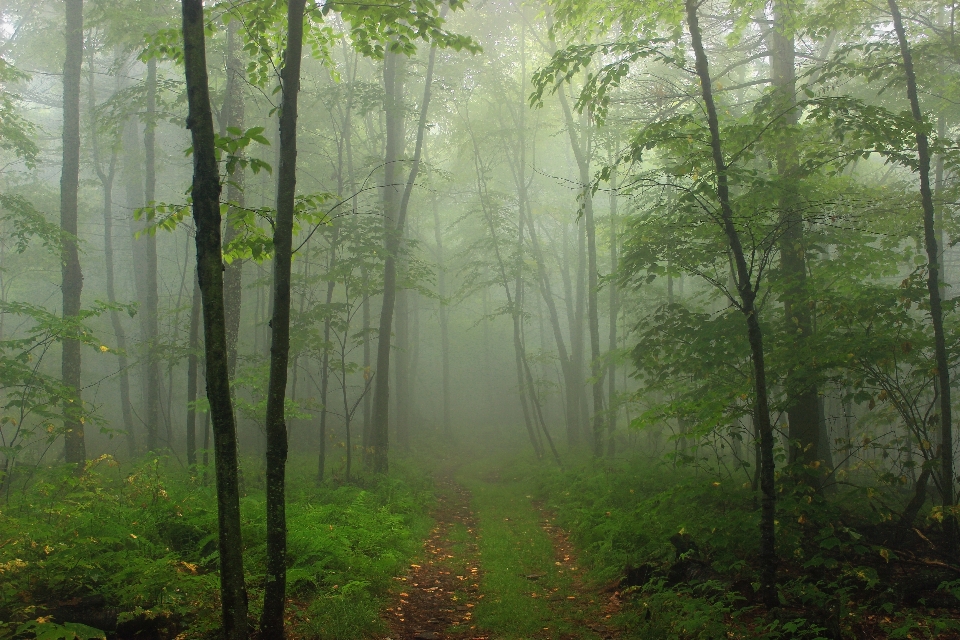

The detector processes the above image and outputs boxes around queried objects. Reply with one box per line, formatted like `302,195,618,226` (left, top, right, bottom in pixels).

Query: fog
4,0,960,634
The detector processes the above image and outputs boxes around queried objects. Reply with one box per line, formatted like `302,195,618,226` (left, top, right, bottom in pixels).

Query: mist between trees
4,0,960,637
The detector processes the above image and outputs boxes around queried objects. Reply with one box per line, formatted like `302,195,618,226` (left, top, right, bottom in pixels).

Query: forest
3,0,960,637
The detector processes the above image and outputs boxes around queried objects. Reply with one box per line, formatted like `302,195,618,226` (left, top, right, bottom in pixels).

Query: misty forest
8,0,960,638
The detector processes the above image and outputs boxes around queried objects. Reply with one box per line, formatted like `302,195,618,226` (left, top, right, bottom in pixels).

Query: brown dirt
380,475,487,640
536,505,622,640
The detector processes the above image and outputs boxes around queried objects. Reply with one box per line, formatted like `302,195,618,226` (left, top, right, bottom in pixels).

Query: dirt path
380,469,622,640
536,506,622,640
382,475,487,640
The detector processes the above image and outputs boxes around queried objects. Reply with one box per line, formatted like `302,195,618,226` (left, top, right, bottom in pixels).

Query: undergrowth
0,454,432,639
530,455,960,639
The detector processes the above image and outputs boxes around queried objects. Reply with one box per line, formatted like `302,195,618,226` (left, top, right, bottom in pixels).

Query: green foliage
0,457,432,638
330,0,480,59
0,195,66,254
0,60,39,167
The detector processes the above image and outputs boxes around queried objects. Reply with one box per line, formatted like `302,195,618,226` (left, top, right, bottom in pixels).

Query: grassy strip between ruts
456,456,611,640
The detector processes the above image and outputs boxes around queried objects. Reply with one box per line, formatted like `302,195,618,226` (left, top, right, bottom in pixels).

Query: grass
455,454,610,640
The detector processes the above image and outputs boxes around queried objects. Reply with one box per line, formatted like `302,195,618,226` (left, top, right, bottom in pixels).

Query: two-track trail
379,464,622,640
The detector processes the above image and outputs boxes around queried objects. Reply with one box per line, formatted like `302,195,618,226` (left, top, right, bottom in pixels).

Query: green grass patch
457,455,608,639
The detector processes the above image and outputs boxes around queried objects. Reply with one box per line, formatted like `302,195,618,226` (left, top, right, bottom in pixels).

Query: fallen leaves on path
381,477,486,640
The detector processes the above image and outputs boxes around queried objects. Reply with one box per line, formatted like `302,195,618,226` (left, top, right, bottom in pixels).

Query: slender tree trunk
186,272,201,467
261,1,306,634
369,36,440,472
431,191,451,435
575,221,589,439
525,211,577,444
557,90,605,456
889,0,955,531
468,129,543,459
222,18,244,378
61,0,85,470
89,48,136,458
395,287,410,448
180,1,248,635
607,158,619,457
368,50,402,474
559,222,580,446
769,3,821,475
686,0,777,607
318,230,339,484
141,56,161,453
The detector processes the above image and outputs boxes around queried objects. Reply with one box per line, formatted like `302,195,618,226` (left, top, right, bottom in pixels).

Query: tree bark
769,2,821,476
318,227,340,484
557,89,605,455
261,0,306,634
685,0,777,607
368,50,402,474
141,56,161,453
607,157,619,457
889,0,955,530
431,190,451,435
186,272,201,467
61,0,85,470
222,18,244,379
180,1,248,635
368,37,439,472
88,47,135,459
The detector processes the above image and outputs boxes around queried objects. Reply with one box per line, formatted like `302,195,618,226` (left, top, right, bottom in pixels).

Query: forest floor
379,460,620,640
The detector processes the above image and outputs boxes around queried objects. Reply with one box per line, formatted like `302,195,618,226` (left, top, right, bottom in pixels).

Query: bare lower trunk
181,1,248,635
61,0,85,470
141,56,161,453
89,50,135,458
607,160,619,457
889,0,955,534
186,273,201,467
261,1,306,634
686,0,777,607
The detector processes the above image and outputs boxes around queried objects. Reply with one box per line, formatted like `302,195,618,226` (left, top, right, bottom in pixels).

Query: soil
381,475,487,640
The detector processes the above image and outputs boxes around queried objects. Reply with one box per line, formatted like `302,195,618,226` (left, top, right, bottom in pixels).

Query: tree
61,0,85,471
684,0,778,604
261,0,307,634
180,0,248,636
887,0,954,538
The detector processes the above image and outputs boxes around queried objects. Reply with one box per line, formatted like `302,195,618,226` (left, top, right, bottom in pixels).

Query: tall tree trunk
261,0,306,634
559,222,580,446
685,0,777,607
526,211,578,446
468,128,543,459
557,90,605,456
186,273,201,467
61,0,84,470
575,221,589,439
180,1,248,635
368,50,402,474
431,191,451,435
395,286,410,448
318,228,339,484
141,56,161,453
369,35,439,472
222,18,244,378
769,2,821,476
89,48,136,458
889,0,955,533
607,158,618,458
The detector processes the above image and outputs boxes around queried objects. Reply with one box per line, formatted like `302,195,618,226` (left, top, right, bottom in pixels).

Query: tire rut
382,475,487,640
